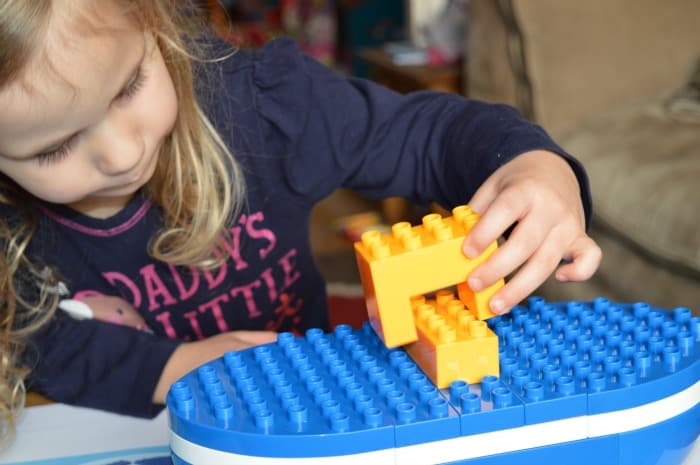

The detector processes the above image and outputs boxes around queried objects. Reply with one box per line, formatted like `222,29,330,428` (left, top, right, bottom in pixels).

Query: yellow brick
353,205,503,348
457,280,503,321
404,299,500,387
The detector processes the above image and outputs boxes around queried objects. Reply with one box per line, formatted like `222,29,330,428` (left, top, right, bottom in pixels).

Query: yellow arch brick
405,296,499,387
353,205,503,348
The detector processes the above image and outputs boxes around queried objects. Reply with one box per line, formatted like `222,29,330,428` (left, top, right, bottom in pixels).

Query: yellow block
405,296,499,387
353,205,503,348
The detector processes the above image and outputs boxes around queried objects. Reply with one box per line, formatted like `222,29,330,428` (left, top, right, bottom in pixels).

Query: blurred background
199,0,700,319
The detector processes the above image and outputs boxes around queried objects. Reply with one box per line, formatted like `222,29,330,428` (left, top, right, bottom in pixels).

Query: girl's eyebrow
1,40,147,161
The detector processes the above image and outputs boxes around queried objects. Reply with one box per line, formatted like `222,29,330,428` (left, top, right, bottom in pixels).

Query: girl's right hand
462,150,601,314
153,330,278,404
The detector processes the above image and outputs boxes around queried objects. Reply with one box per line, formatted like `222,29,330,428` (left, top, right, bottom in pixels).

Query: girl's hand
153,330,278,404
462,150,602,314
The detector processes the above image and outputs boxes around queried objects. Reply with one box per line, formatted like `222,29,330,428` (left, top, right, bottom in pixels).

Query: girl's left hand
462,150,602,314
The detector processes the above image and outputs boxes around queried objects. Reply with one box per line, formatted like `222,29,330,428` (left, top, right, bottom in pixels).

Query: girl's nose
94,115,144,175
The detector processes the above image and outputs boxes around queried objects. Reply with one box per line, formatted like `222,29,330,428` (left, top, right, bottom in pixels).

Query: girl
0,0,600,443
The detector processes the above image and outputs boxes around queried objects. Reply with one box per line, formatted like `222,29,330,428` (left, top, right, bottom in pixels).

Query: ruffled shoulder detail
253,37,308,88
252,37,313,148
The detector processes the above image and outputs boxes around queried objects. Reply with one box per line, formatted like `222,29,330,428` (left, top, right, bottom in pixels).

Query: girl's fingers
555,235,602,282
463,186,527,258
467,213,552,291
233,330,279,345
467,176,500,216
488,237,566,313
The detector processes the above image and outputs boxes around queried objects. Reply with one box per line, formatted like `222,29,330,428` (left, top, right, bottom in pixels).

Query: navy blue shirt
24,38,591,417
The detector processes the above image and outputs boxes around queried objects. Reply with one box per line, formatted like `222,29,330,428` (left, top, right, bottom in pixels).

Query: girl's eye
35,134,78,166
117,66,147,102
33,66,147,165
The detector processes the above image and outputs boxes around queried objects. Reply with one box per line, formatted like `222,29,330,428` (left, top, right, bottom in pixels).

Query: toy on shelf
353,205,503,349
167,297,700,465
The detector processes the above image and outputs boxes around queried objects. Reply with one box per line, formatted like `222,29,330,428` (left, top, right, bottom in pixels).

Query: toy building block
489,297,700,431
353,205,503,348
443,377,524,436
168,322,460,464
168,298,700,465
404,292,499,387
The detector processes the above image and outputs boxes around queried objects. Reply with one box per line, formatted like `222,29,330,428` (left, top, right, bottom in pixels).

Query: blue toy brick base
441,403,700,465
618,401,700,465
167,298,700,465
444,435,620,465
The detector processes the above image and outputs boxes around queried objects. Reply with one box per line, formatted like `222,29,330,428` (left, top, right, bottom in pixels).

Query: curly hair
0,0,244,445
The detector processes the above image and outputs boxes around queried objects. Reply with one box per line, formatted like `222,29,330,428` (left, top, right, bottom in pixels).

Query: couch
464,0,700,312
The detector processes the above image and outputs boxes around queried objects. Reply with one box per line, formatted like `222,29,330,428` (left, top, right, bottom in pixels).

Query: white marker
58,299,94,320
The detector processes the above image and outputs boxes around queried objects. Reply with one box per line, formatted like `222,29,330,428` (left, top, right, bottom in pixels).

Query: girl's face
0,1,178,218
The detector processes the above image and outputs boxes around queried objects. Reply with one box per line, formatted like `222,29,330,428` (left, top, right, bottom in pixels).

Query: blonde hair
0,0,245,444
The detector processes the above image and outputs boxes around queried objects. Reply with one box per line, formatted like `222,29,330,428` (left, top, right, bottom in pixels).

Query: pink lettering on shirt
73,289,104,300
259,267,278,303
183,310,205,340
198,293,231,333
141,264,178,311
102,272,143,308
203,262,227,289
246,211,277,259
229,279,263,318
278,249,301,288
71,210,307,340
222,225,249,271
169,264,200,300
154,311,178,339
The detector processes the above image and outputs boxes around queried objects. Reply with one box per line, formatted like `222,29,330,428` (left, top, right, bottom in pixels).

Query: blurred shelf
359,47,463,94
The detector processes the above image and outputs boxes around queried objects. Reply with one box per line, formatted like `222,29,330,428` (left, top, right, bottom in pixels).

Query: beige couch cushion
466,0,700,310
561,101,700,273
540,99,700,309
540,223,700,309
467,0,700,137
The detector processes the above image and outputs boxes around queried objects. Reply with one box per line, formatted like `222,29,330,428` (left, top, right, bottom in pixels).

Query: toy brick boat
167,297,700,465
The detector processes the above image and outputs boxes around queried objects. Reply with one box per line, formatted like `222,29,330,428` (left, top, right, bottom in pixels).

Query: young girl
0,0,600,443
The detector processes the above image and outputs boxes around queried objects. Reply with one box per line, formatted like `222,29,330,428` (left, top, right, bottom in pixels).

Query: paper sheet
0,404,169,465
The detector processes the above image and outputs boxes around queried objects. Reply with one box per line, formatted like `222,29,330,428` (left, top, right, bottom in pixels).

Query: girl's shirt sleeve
28,313,179,418
251,37,592,225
